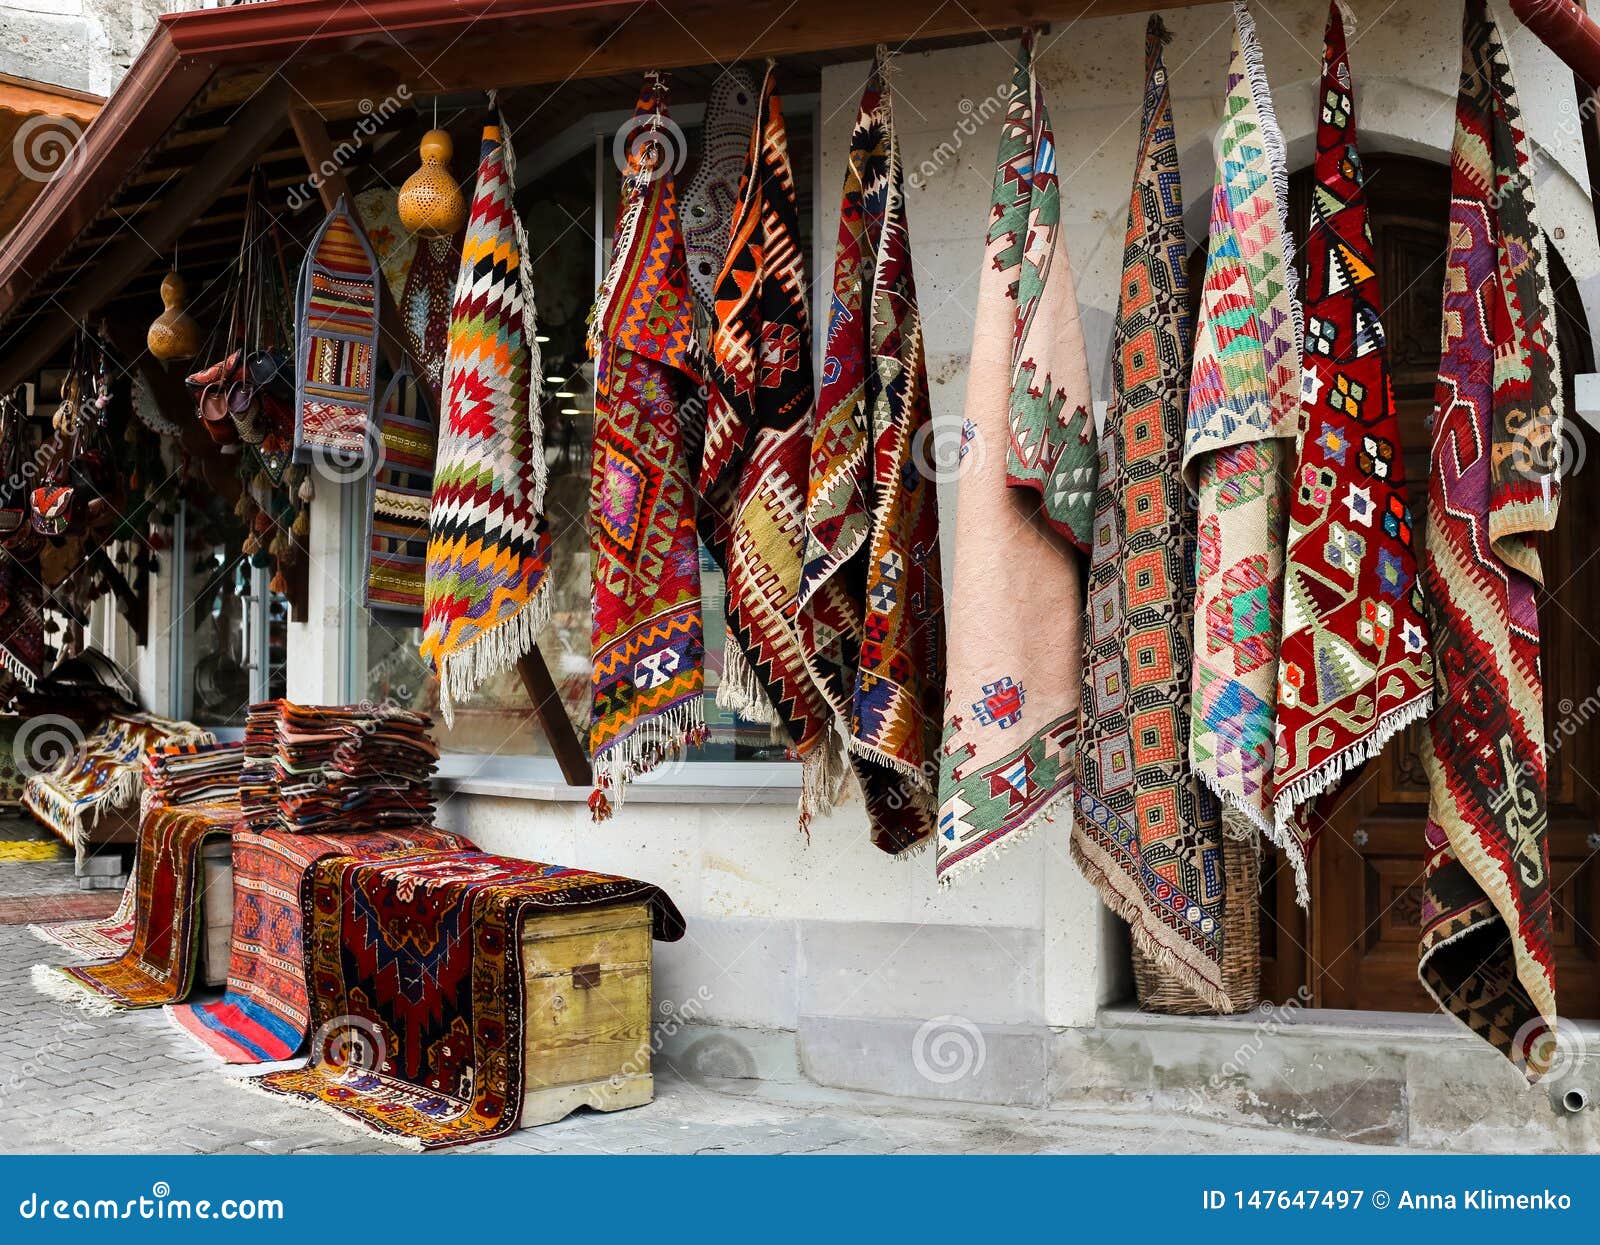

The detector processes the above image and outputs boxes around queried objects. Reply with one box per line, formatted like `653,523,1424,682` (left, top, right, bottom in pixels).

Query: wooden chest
199,839,232,989
520,901,655,1126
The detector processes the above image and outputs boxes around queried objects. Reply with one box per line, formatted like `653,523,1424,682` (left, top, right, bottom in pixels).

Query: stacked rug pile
141,742,246,817
240,700,437,835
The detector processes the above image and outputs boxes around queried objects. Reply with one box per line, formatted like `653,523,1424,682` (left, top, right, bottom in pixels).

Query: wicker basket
1132,815,1262,1015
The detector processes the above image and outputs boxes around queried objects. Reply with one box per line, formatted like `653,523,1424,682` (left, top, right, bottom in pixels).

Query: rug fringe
715,636,780,724
223,1073,426,1151
434,573,553,729
29,963,122,1016
591,697,707,820
936,779,1074,888
1195,770,1274,842
798,727,847,830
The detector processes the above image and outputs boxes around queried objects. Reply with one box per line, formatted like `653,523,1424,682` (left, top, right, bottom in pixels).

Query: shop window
360,97,818,766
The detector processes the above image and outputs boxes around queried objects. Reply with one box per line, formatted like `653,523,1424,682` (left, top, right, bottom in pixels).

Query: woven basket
1132,815,1262,1015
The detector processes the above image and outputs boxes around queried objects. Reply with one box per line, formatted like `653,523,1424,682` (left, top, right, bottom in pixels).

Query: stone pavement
0,832,1386,1156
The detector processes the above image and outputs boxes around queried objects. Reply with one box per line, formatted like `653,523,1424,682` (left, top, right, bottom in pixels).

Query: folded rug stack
141,741,246,818
240,700,438,835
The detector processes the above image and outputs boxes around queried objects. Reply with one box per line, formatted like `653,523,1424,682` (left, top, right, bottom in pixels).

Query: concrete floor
0,819,1398,1156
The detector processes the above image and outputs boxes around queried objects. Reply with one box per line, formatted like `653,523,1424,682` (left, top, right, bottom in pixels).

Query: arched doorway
1188,154,1600,1016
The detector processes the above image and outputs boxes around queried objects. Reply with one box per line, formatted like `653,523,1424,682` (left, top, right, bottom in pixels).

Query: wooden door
1192,156,1600,1015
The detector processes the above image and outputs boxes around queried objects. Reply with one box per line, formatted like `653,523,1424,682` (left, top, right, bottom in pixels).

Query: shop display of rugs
141,741,246,815
700,65,843,827
1419,0,1562,1079
935,36,1096,883
22,712,215,866
32,798,241,1012
1273,3,1432,901
365,370,437,625
1071,19,1233,1014
420,117,553,723
588,80,707,819
251,849,684,1149
293,196,381,466
799,53,944,857
239,700,437,835
170,826,470,1063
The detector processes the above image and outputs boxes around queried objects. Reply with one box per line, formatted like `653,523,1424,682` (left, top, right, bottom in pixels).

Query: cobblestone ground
1,825,1381,1156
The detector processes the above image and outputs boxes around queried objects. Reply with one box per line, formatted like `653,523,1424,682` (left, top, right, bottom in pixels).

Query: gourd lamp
398,129,466,237
147,271,201,361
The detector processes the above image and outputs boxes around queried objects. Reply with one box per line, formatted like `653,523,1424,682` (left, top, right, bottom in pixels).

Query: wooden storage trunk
198,840,232,989
520,901,655,1126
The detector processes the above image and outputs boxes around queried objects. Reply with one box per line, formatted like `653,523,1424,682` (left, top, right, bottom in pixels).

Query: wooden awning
0,74,102,240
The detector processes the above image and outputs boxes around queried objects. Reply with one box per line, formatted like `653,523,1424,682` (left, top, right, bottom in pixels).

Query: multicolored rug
1183,2,1300,837
934,36,1093,883
587,81,707,820
293,196,380,466
1420,0,1562,1080
22,713,214,867
32,800,240,1012
799,55,944,857
252,849,685,1149
420,119,552,725
1273,4,1433,902
680,68,758,345
169,826,469,1063
29,869,136,959
699,66,843,826
1071,19,1230,1013
0,554,44,697
365,370,436,625
400,234,460,409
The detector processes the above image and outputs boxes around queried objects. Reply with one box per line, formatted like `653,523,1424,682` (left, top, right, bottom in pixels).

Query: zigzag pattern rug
1419,0,1562,1080
1071,19,1229,1012
293,197,380,466
588,80,707,818
420,120,551,724
935,36,1094,883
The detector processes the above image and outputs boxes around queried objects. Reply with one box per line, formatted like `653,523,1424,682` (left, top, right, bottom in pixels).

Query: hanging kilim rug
1273,3,1433,902
1071,19,1231,1011
1419,0,1562,1080
29,868,137,959
0,552,44,697
587,81,708,820
252,849,686,1149
700,64,843,827
1183,1,1300,838
31,800,240,1012
420,118,552,725
798,53,944,858
365,370,437,626
293,196,380,467
400,233,460,409
934,35,1095,883
169,826,469,1063
680,68,758,347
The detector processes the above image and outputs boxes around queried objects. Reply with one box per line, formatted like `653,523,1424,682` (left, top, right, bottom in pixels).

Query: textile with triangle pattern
680,69,758,349
700,65,843,826
1419,0,1561,1080
588,82,707,819
934,37,1096,884
1274,4,1433,902
1071,20,1230,1011
1184,2,1300,838
798,57,944,857
420,121,551,725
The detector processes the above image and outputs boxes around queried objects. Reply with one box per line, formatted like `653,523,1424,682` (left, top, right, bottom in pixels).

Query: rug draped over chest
1273,5,1433,902
1419,0,1562,1080
420,121,552,724
700,66,843,827
587,84,708,819
252,849,685,1149
934,38,1095,883
169,827,468,1064
32,800,240,1011
365,370,437,625
1070,20,1231,1012
1183,3,1300,839
292,197,380,467
798,59,945,858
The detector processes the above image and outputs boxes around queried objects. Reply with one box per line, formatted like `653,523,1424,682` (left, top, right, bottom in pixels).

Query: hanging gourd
147,270,201,361
397,129,466,237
